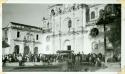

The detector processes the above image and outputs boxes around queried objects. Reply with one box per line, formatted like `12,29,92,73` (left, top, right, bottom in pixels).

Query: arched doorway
24,46,30,55
63,39,71,50
34,47,38,54
67,45,71,50
14,45,20,54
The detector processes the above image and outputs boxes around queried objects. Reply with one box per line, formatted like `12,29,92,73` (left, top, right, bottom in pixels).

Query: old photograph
2,4,121,72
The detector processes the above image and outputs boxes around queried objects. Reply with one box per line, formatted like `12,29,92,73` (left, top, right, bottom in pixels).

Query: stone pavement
3,62,100,72
3,62,121,72
4,61,60,67
95,62,121,72
4,62,43,67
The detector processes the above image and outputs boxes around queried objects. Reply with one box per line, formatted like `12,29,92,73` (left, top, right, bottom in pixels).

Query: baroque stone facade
3,4,110,55
42,4,106,54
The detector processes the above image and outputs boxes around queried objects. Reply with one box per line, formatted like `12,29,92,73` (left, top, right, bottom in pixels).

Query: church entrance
63,39,72,50
14,45,20,54
24,46,30,55
34,47,38,55
67,45,71,50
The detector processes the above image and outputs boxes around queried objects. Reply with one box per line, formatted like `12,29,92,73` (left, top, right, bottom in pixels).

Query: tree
2,40,10,48
96,4,121,54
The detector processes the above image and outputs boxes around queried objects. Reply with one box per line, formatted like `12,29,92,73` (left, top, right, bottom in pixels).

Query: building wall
48,4,106,54
2,4,108,55
50,6,86,34
4,23,43,55
89,4,106,21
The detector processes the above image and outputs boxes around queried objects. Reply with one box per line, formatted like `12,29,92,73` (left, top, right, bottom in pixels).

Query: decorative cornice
50,4,87,17
10,22,42,30
13,39,41,44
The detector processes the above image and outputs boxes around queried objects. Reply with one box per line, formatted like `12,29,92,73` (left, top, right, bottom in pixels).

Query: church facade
3,4,110,55
42,4,106,54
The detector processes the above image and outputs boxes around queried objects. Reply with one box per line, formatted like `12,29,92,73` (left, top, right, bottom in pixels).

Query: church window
17,31,20,38
68,19,72,28
36,34,39,40
91,11,95,19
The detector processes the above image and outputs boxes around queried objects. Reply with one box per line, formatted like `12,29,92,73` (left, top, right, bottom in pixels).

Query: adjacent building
2,22,43,55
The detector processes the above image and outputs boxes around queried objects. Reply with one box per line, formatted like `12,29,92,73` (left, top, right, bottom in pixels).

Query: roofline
2,27,9,30
88,4,106,8
10,22,42,30
48,4,63,9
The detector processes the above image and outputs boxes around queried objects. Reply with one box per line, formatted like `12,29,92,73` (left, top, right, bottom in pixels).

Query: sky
2,4,51,28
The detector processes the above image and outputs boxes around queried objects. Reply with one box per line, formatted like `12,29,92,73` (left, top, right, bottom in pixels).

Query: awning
56,50,74,53
2,41,10,48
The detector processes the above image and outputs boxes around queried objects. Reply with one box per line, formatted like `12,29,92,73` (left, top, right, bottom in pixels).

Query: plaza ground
2,62,120,72
95,62,121,72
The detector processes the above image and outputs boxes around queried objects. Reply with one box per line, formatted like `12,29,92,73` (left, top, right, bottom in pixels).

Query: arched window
36,34,39,40
68,19,72,29
91,11,95,19
34,47,38,54
17,31,20,38
14,45,20,54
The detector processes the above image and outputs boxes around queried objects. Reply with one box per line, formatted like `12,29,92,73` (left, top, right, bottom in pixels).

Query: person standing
18,54,22,66
2,56,8,66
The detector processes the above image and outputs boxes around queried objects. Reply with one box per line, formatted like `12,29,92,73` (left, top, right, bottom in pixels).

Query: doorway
14,45,20,54
34,47,38,54
67,45,71,50
24,46,30,55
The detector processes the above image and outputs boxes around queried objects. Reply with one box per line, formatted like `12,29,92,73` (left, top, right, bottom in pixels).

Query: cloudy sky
2,4,51,28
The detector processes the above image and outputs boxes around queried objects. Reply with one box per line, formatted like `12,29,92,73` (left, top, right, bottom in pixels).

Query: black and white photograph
2,3,121,72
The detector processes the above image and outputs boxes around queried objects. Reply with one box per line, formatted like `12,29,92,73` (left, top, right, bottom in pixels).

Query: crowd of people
2,52,120,67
